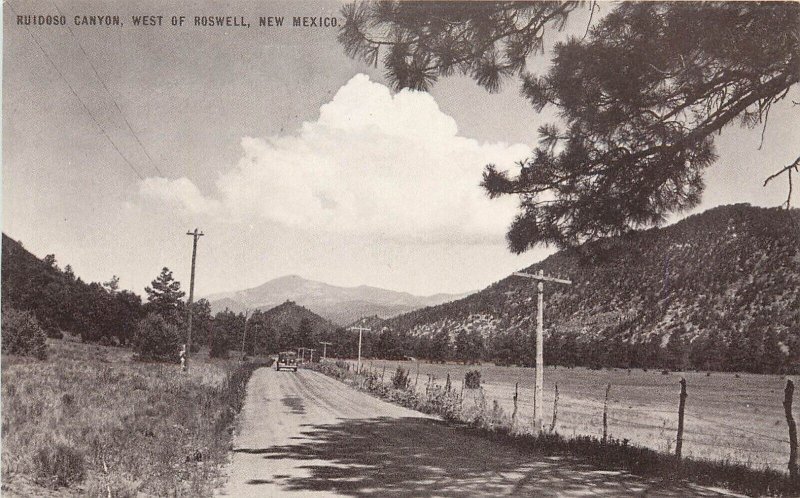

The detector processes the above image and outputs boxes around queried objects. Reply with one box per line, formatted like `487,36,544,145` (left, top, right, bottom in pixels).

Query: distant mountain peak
206,275,468,325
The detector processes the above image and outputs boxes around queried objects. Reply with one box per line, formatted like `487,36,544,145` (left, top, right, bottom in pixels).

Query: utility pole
240,308,251,362
320,341,333,361
348,324,371,375
513,269,572,432
185,228,204,370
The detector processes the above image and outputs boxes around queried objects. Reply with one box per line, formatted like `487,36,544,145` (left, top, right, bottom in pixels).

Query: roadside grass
312,361,800,497
1,339,270,497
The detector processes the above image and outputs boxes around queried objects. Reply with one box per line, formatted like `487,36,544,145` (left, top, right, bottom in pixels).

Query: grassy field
355,359,799,474
1,338,266,497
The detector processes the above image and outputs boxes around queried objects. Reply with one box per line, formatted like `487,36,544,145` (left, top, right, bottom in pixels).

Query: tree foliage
2,235,143,345
144,267,186,320
340,1,800,251
1,307,48,359
133,313,181,363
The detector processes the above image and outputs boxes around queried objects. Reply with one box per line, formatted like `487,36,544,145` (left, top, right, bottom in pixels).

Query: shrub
133,313,181,362
209,330,230,359
464,369,481,389
392,366,411,390
1,307,48,359
32,442,85,488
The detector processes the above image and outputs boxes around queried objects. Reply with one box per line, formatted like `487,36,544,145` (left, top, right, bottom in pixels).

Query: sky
3,0,799,297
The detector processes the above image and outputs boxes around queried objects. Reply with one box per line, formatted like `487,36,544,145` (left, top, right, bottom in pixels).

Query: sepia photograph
2,1,799,496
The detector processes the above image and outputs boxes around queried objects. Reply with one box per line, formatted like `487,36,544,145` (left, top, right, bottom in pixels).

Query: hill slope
255,300,339,337
206,275,466,325
384,204,800,373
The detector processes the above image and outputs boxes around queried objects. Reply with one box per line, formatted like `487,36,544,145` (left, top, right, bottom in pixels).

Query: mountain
206,275,467,325
382,204,800,373
255,300,339,337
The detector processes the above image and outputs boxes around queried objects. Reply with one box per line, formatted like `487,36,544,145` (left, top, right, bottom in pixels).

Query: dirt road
220,367,739,497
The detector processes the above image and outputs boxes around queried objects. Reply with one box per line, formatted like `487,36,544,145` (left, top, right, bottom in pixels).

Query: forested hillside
0,235,337,358
376,205,800,373
2,234,142,344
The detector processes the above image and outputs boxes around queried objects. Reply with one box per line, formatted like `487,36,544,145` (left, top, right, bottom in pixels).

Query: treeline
0,235,334,360
328,325,800,375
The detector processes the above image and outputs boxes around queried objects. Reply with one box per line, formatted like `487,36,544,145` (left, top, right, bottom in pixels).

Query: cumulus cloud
139,177,220,216
140,74,531,243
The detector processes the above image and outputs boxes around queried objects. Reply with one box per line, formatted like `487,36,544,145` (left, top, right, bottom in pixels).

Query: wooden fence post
676,378,687,465
414,362,420,391
785,379,798,481
550,383,559,433
511,382,519,433
381,365,386,384
603,383,611,443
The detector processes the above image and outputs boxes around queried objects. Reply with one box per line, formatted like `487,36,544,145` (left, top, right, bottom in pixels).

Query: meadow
1,338,266,497
356,359,799,474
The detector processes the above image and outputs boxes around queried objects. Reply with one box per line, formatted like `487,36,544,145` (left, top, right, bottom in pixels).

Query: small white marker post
513,269,572,433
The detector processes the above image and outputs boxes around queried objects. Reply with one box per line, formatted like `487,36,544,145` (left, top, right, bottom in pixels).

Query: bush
133,313,181,362
464,369,481,389
392,366,411,390
209,330,230,359
1,307,48,359
32,442,85,488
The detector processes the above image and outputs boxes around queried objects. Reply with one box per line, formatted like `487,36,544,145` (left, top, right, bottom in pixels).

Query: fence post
676,378,687,465
511,382,519,433
415,361,420,391
603,383,611,443
785,380,798,481
381,365,386,384
550,383,559,433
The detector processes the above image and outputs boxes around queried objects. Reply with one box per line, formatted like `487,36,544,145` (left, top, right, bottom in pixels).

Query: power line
7,0,145,181
51,0,165,177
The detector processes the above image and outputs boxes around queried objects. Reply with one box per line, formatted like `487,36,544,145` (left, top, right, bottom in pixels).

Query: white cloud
140,74,530,243
139,177,220,216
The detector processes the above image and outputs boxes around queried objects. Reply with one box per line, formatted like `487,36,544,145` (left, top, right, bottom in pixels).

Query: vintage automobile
276,351,298,372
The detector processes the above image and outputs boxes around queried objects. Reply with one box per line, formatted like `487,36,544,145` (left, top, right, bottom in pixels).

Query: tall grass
2,339,269,496
311,361,800,497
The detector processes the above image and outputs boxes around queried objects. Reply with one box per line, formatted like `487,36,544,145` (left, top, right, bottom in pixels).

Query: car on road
276,351,298,372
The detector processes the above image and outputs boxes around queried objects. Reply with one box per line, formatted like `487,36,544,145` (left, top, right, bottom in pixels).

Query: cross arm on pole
513,271,572,285
348,326,372,332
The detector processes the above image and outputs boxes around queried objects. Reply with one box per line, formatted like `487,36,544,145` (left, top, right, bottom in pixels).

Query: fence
346,359,799,477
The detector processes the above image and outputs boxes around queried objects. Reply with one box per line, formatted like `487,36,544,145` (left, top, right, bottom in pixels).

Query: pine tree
144,267,185,321
341,1,799,250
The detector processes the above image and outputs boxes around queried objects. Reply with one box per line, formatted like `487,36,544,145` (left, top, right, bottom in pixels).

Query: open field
353,359,799,474
1,338,266,497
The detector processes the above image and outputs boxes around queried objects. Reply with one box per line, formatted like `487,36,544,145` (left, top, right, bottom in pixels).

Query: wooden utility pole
240,309,251,362
676,378,688,465
320,341,333,360
513,269,571,432
185,228,204,370
348,324,371,375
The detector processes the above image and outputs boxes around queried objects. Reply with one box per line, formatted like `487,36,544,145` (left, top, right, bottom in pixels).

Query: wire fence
355,359,799,475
